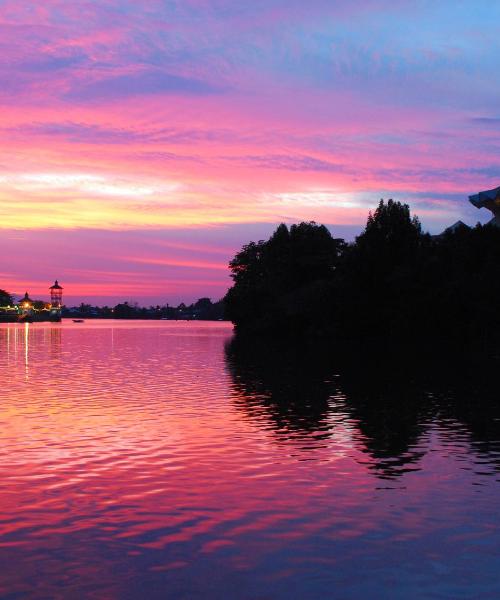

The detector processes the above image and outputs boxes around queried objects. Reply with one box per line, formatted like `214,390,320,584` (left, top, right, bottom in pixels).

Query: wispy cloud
1,0,500,300
65,70,224,102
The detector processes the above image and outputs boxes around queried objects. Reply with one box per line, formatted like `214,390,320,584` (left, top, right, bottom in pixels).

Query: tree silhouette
225,199,500,348
225,221,345,335
336,199,430,339
0,289,13,306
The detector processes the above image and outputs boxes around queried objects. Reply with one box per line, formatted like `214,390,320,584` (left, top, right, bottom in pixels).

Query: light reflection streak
24,323,29,380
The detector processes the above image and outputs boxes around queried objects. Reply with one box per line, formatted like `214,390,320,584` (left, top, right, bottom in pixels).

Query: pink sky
1,1,499,304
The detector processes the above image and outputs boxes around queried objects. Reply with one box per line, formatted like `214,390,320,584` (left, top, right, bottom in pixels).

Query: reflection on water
226,336,337,443
0,321,499,599
226,337,500,481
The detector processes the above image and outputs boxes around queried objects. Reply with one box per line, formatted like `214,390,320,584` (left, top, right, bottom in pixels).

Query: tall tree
338,199,428,339
225,222,345,334
355,199,423,266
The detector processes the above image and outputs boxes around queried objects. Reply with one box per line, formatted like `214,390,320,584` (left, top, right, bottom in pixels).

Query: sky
1,0,500,305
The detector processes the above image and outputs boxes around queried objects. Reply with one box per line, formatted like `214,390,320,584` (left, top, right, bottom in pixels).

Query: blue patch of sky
64,70,225,102
21,55,86,72
249,1,500,110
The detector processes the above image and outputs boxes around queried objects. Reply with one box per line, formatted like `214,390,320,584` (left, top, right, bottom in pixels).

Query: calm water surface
0,320,499,599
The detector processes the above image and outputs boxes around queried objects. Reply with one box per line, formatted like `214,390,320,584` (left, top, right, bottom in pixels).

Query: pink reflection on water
0,321,499,599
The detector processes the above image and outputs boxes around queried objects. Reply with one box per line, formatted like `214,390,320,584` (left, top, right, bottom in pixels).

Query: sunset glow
1,1,499,303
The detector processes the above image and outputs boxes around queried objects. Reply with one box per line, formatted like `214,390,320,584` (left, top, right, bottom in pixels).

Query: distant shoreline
0,317,231,325
62,316,229,322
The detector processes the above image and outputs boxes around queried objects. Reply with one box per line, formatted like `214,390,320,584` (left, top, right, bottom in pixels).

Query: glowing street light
19,292,33,310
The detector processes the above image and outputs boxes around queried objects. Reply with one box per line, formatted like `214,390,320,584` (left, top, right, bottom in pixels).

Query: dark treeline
63,297,225,320
224,199,500,350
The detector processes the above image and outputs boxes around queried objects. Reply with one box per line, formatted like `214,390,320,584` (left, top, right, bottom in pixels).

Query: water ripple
0,321,499,599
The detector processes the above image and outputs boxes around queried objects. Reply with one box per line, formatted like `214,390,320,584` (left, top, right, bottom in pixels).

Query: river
0,320,499,599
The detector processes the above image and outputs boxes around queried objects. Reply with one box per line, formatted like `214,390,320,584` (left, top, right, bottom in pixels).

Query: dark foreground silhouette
224,200,500,350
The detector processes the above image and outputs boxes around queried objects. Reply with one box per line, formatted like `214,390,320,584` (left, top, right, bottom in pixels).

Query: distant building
49,280,63,308
0,280,63,322
435,188,500,236
19,291,34,311
433,220,471,238
469,186,500,226
443,220,470,233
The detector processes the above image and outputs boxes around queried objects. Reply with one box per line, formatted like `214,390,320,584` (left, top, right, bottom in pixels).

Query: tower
49,280,63,308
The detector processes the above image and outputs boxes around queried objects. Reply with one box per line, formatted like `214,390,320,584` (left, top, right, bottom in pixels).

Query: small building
19,292,34,311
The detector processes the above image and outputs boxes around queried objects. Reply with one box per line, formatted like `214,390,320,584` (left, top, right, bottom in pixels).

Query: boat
72,319,85,323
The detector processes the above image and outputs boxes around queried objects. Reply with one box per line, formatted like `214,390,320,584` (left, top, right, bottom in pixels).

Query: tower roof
20,292,33,303
49,280,63,290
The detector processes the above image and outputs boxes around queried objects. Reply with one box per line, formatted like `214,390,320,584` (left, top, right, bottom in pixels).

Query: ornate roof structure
20,292,33,304
469,186,500,226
